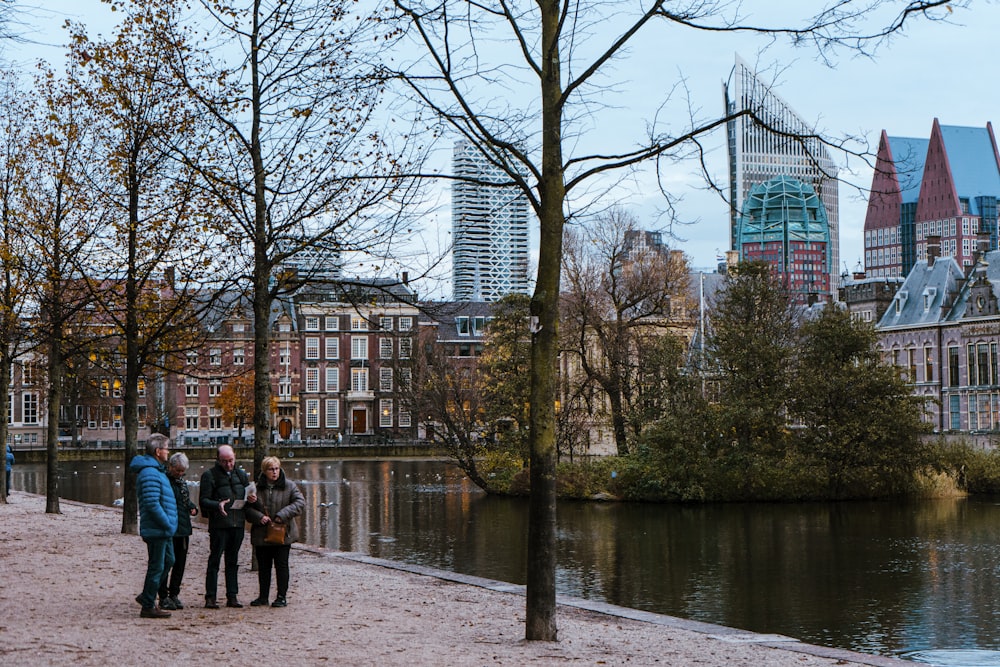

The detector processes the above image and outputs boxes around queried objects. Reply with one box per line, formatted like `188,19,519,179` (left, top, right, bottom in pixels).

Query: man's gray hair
146,433,171,456
168,452,189,471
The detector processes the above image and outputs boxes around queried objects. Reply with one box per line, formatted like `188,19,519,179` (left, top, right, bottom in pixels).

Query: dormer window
922,287,936,312
895,290,908,315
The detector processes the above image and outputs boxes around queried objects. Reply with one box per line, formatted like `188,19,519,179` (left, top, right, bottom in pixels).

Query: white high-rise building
451,140,530,302
725,54,840,296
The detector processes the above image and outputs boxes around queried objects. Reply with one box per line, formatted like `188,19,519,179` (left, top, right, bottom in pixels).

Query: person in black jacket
199,444,256,609
246,456,305,607
158,452,198,610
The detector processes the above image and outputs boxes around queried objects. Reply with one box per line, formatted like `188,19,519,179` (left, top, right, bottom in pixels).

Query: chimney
926,235,941,267
976,233,991,262
401,271,409,285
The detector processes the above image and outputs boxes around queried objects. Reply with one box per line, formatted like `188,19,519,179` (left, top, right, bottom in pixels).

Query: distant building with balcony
736,175,832,304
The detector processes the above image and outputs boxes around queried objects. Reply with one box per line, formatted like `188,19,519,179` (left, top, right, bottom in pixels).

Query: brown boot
140,606,171,619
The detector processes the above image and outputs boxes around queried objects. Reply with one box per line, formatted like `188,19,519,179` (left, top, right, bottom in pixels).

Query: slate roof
877,255,965,328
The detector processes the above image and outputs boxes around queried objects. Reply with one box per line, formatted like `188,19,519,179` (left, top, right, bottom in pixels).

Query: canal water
13,457,1000,667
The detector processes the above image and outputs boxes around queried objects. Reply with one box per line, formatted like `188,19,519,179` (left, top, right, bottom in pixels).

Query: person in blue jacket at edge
130,433,178,619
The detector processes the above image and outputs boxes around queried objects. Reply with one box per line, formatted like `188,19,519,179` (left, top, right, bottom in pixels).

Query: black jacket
170,474,198,537
199,464,251,530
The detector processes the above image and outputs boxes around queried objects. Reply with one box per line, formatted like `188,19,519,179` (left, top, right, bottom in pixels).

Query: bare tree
561,210,690,456
389,0,965,641
145,0,422,476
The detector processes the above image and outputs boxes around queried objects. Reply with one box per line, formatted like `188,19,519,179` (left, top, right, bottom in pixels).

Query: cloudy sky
6,1,996,282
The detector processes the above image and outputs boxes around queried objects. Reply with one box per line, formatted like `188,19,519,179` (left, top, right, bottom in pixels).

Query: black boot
204,596,220,609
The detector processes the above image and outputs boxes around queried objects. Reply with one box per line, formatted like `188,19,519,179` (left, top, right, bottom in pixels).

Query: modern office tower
451,140,530,302
736,176,831,304
725,54,839,296
863,119,1000,278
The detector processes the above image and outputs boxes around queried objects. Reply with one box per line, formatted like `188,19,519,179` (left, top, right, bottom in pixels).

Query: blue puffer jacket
130,454,178,539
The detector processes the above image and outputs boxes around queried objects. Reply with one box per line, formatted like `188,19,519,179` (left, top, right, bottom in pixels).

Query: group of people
131,438,305,619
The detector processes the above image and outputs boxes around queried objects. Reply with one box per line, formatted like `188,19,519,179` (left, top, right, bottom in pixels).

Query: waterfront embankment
0,492,908,666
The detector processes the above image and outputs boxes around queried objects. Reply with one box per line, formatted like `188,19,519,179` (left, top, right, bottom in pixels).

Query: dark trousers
255,544,292,599
139,537,175,609
158,535,189,599
205,527,244,600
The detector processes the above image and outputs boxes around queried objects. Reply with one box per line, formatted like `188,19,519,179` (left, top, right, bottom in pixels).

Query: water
14,457,1000,667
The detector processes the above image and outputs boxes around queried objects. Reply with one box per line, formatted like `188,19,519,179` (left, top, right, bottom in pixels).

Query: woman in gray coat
245,456,305,607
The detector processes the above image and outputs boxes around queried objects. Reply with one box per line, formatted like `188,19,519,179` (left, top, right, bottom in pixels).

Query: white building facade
451,140,530,302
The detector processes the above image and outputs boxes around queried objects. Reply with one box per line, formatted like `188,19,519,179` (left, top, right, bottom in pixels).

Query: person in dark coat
130,433,178,619
200,444,255,608
158,452,198,610
5,443,13,495
246,456,305,607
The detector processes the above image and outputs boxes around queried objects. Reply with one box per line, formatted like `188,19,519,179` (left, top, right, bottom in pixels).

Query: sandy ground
0,492,910,667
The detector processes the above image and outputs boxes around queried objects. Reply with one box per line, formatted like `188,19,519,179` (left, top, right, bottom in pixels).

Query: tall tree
148,0,419,477
0,72,33,505
390,0,964,640
21,64,101,514
68,6,225,534
561,210,690,456
791,305,931,496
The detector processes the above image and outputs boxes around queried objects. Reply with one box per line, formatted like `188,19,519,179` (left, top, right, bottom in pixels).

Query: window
210,348,222,366
380,338,393,359
979,343,989,387
138,377,146,397
186,351,198,366
232,322,245,333
325,367,340,392
326,399,340,428
138,405,147,429
185,406,199,430
305,368,320,392
22,393,38,425
379,399,393,427
351,368,368,392
351,316,366,331
924,347,934,383
907,348,917,381
399,337,411,359
186,376,199,397
305,399,320,428
100,377,110,397
399,316,412,331
380,367,393,391
305,316,320,331
305,337,320,360
325,337,340,359
949,346,960,387
351,336,368,360
233,346,245,366
209,408,222,430
21,361,35,386
113,406,122,429
279,347,291,367
325,316,339,331
399,368,412,390
278,379,291,398
472,317,486,335
969,344,977,386
87,406,96,429
112,378,122,398
209,378,223,397
456,317,470,335
380,316,393,331
398,411,411,427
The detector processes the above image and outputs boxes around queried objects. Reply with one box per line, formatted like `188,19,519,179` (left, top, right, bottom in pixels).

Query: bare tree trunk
524,0,563,641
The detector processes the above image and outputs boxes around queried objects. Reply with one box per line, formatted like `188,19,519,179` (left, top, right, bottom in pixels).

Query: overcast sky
6,1,997,282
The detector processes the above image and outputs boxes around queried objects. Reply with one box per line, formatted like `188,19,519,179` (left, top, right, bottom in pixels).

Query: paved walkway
0,493,911,666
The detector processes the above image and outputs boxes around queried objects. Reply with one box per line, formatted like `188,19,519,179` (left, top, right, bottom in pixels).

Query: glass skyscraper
725,55,840,296
451,140,530,302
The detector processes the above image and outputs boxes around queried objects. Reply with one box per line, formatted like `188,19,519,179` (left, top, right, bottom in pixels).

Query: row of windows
276,367,413,397
301,398,411,429
890,343,1000,388
302,315,414,332
186,348,246,366
866,226,899,247
298,336,412,361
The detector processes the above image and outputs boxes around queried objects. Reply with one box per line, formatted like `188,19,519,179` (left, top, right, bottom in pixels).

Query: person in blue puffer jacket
129,433,178,619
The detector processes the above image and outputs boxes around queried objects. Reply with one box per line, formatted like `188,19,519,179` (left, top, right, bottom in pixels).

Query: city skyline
7,1,999,282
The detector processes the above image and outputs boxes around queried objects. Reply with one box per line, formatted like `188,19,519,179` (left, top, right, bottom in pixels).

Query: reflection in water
13,458,1000,666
